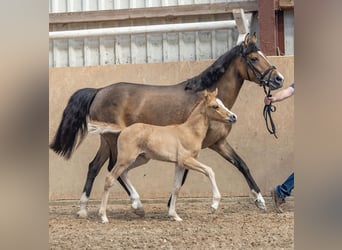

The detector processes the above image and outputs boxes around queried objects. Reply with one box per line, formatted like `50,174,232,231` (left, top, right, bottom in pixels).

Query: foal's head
204,89,237,124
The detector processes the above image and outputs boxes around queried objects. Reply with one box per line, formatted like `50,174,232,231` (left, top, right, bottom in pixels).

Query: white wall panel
131,0,146,8
98,0,114,10
67,0,82,12
68,39,84,66
131,34,147,64
163,33,179,62
99,37,115,65
284,10,294,55
84,38,100,66
49,0,259,67
115,36,131,64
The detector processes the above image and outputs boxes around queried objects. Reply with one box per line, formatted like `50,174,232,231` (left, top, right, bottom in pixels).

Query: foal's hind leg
99,159,135,223
120,154,150,217
77,136,110,218
168,165,186,221
210,140,266,210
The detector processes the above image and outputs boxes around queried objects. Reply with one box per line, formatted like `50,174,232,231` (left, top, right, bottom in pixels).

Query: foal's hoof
169,215,183,222
132,207,145,217
211,207,217,214
77,209,88,218
101,216,109,224
255,199,267,211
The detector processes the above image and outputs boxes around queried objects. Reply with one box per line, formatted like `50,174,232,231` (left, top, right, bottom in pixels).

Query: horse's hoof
132,207,145,217
77,209,88,218
255,199,267,211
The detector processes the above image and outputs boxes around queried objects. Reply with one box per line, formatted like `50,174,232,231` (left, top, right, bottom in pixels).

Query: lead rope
263,85,278,138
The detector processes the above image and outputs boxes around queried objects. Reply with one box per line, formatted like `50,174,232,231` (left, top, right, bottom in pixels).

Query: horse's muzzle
269,72,284,90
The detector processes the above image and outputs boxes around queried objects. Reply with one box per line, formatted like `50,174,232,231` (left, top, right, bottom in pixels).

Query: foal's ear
213,88,218,97
203,89,208,97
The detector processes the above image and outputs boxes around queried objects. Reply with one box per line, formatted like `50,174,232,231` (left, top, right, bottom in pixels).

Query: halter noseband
240,45,276,88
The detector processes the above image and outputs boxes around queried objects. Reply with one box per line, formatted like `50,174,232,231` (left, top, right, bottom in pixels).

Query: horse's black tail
50,88,98,159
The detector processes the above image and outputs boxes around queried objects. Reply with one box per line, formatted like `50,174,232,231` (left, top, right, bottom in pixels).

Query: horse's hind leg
168,165,186,221
167,169,189,208
77,136,109,218
210,140,266,210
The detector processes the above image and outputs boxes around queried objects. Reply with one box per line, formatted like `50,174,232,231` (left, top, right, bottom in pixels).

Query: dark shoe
271,189,285,213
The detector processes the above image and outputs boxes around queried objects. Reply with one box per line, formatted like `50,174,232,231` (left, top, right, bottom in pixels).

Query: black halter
241,46,278,138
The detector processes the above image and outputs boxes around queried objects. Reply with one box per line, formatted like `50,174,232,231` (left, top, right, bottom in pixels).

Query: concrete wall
49,56,294,201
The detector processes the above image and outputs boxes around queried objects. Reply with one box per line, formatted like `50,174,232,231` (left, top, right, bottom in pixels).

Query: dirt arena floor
49,197,294,249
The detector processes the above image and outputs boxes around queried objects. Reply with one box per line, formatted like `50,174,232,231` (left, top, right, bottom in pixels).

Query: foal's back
117,121,201,164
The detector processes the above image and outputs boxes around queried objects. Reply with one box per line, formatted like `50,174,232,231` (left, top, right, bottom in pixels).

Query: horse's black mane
184,41,259,92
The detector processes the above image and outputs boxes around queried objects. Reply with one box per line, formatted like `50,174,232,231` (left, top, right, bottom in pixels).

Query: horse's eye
250,57,258,63
212,105,219,110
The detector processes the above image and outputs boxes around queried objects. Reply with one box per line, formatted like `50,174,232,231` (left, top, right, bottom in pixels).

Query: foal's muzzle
228,114,237,123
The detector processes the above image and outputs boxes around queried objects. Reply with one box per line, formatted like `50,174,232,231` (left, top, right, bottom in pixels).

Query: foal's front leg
184,157,221,212
168,165,186,221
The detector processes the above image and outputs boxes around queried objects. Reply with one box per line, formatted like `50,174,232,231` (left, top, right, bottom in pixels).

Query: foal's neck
183,100,209,138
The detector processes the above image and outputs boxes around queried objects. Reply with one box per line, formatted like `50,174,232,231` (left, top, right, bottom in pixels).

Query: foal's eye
212,105,219,110
250,57,258,63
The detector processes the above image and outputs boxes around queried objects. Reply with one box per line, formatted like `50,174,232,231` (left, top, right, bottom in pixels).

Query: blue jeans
276,172,294,200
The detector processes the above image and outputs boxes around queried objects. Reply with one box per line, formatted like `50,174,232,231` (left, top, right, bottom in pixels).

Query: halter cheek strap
241,46,278,138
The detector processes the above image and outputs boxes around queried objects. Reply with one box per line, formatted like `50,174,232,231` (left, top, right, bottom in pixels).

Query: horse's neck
217,60,244,109
182,100,209,138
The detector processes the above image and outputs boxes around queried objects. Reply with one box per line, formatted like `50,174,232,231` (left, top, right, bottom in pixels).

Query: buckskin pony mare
88,89,237,222
50,34,284,217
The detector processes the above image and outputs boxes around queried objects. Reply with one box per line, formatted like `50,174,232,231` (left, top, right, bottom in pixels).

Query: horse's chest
202,122,231,148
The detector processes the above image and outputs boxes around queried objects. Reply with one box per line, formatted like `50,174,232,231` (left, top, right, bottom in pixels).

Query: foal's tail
50,88,98,159
88,121,122,134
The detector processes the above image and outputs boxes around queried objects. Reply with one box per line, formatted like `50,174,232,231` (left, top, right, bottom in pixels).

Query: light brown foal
89,89,237,223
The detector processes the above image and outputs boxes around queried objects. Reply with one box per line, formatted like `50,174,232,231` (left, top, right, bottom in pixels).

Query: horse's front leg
209,140,266,210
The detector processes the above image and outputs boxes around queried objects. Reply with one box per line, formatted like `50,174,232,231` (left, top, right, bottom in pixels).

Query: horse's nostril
275,75,284,84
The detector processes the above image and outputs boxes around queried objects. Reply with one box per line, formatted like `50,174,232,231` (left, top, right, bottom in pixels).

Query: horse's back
89,82,199,127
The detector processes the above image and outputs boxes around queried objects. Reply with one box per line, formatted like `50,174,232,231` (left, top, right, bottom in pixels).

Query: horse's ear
203,89,208,97
251,32,257,43
214,88,218,97
244,33,250,46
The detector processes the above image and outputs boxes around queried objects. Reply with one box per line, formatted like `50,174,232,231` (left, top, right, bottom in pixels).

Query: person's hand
264,96,275,105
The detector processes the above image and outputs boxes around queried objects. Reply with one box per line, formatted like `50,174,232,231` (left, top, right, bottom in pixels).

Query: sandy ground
49,197,294,249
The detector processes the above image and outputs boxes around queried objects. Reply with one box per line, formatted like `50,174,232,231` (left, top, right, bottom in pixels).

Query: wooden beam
278,0,294,10
49,1,258,24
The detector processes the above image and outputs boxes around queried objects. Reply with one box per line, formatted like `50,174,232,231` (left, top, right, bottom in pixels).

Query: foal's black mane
184,41,259,92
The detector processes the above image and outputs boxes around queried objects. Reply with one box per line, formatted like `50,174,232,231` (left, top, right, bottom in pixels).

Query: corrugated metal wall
49,0,244,67
49,1,294,68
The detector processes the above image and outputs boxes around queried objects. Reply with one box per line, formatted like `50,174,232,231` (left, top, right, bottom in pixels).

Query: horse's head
239,33,284,90
204,89,237,124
